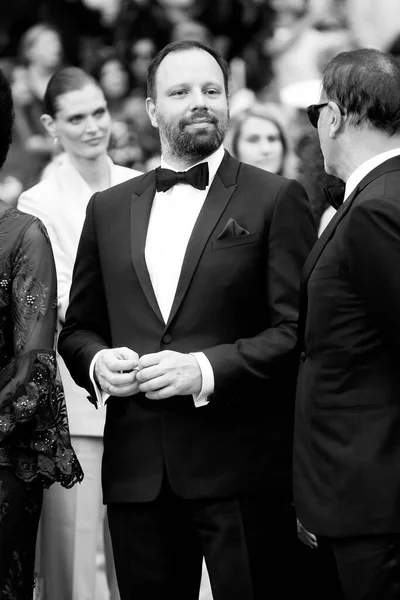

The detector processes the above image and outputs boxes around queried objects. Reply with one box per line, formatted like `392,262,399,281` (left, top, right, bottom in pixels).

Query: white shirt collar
160,145,225,188
344,148,400,201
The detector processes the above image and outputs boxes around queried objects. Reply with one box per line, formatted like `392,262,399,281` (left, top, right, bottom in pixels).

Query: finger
138,353,163,369
136,365,164,383
144,385,177,400
115,347,139,361
107,382,140,397
105,371,138,387
104,356,139,373
139,375,170,393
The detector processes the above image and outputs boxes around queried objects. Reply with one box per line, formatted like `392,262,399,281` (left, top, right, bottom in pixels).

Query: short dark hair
91,50,133,91
147,40,229,100
0,67,14,170
322,48,400,135
44,67,101,118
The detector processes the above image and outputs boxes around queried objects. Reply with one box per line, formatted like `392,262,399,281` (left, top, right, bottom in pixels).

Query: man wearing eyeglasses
294,47,400,599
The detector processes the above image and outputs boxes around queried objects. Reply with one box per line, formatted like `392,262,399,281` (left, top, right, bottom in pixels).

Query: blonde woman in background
18,66,141,600
225,102,298,177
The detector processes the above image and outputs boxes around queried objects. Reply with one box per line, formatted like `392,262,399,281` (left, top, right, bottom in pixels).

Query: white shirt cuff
190,352,214,407
89,349,109,407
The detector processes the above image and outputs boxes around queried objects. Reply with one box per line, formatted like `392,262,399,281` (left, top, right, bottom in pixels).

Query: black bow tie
323,184,346,210
155,162,209,193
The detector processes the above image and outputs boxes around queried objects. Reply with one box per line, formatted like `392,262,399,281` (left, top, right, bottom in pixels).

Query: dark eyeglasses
306,102,329,128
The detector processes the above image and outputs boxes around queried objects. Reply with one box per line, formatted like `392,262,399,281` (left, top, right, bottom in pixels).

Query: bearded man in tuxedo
59,40,316,600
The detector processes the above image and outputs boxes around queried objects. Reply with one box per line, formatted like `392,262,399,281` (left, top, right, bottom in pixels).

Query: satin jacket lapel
130,173,164,323
165,152,239,328
296,185,359,345
302,155,400,290
301,185,359,290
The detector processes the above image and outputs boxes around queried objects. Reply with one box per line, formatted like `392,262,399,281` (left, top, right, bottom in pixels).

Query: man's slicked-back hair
0,67,14,170
147,40,230,101
44,66,101,118
322,48,400,135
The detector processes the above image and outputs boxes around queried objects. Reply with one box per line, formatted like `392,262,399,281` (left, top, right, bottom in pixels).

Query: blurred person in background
170,19,214,46
0,64,83,599
0,61,27,204
113,0,170,60
18,66,141,600
266,0,354,101
108,117,145,170
92,51,133,121
128,37,158,95
4,59,53,194
19,23,64,101
92,50,146,169
225,103,298,177
296,128,344,232
14,24,65,183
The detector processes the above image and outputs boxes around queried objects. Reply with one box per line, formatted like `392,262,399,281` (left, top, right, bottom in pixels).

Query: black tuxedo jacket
294,155,400,538
59,151,316,504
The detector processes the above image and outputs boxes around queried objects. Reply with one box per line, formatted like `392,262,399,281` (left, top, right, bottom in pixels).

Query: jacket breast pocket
212,232,261,251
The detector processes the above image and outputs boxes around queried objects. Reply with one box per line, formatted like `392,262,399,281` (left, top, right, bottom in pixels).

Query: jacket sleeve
203,179,317,397
346,196,400,352
58,194,111,405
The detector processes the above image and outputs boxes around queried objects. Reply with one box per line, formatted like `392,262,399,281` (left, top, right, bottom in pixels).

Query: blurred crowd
1,0,400,231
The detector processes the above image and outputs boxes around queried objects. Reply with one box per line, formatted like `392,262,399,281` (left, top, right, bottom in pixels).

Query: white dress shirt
318,148,400,236
91,145,225,407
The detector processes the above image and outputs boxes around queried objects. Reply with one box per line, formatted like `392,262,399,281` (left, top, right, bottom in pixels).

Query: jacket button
162,333,173,344
300,351,306,362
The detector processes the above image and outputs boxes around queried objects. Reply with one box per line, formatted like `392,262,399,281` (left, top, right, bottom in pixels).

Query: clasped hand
297,518,318,549
94,348,202,399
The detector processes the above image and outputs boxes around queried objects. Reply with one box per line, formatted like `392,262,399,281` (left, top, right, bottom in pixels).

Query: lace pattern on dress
0,350,83,488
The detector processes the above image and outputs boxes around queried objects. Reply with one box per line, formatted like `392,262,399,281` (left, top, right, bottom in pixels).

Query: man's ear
146,97,159,129
328,101,345,138
40,114,56,138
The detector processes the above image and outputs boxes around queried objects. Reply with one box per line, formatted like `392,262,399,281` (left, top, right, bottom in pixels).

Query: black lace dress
0,203,83,599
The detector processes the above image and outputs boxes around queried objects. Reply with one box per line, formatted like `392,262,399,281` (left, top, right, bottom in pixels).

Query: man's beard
156,109,229,161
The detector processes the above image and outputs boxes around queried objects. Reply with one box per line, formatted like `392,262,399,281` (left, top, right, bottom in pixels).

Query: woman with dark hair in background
18,66,141,600
92,51,133,121
295,127,343,232
92,51,145,170
0,65,83,599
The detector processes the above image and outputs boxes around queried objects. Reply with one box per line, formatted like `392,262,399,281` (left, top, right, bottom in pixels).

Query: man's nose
190,89,208,110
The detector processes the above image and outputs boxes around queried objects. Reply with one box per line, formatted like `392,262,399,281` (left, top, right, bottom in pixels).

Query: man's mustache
179,113,218,128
